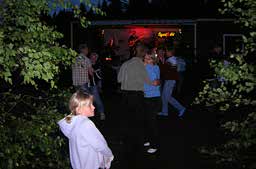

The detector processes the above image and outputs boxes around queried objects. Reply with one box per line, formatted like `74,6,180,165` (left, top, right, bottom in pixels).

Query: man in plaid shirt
72,44,93,93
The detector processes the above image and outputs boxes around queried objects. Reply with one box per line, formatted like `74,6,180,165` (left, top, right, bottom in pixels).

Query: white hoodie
58,115,113,169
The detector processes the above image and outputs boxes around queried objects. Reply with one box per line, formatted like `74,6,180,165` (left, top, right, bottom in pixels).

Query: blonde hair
65,90,93,123
145,51,158,65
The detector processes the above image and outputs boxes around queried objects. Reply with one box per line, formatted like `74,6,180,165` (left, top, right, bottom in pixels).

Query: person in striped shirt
72,44,93,93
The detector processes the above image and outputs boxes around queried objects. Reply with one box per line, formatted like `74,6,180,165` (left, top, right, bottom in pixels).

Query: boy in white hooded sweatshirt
58,91,114,169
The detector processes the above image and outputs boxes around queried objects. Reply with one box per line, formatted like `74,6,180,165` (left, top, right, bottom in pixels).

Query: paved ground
92,91,218,169
89,65,220,169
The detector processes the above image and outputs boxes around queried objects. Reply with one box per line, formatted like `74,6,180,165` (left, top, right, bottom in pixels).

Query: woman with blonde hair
58,91,114,169
143,50,161,154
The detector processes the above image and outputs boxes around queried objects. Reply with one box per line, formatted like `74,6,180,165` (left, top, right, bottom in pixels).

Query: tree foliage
0,90,72,169
0,0,104,168
194,0,256,168
0,0,105,87
1,0,71,87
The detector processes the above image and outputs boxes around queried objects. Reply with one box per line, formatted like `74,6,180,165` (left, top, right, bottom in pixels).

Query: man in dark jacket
159,46,186,117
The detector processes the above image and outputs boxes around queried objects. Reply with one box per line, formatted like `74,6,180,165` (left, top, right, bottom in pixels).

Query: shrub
0,1,104,168
194,0,256,168
0,89,72,169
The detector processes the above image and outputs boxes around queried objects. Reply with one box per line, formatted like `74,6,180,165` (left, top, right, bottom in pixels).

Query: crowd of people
71,44,106,120
118,43,187,168
57,42,188,169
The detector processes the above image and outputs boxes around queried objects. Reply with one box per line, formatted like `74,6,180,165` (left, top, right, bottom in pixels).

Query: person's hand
152,80,160,86
105,156,114,169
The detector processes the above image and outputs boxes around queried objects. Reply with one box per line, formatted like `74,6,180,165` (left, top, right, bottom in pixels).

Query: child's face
77,101,95,117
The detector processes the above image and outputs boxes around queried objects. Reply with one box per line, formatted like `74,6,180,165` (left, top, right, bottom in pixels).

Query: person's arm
87,59,94,76
117,63,126,83
153,66,161,85
75,120,113,169
88,66,94,76
167,57,177,68
146,78,160,86
140,63,160,86
150,66,161,86
156,65,160,79
81,120,113,157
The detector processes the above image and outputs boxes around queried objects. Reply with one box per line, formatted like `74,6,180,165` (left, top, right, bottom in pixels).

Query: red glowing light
105,58,112,61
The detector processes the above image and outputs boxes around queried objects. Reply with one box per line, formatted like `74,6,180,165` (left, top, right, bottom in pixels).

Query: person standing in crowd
117,44,159,169
58,91,114,169
72,44,93,93
90,52,103,92
143,51,161,154
176,55,186,95
156,46,166,92
89,52,106,120
159,46,186,117
156,47,165,65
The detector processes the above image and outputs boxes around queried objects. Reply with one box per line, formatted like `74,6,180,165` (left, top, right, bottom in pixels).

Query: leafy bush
194,0,256,168
0,1,105,168
0,89,73,169
0,0,105,87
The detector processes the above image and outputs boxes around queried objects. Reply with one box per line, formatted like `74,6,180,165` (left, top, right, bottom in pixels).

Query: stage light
105,57,112,61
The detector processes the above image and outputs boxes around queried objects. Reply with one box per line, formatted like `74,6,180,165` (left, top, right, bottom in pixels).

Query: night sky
50,0,108,15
